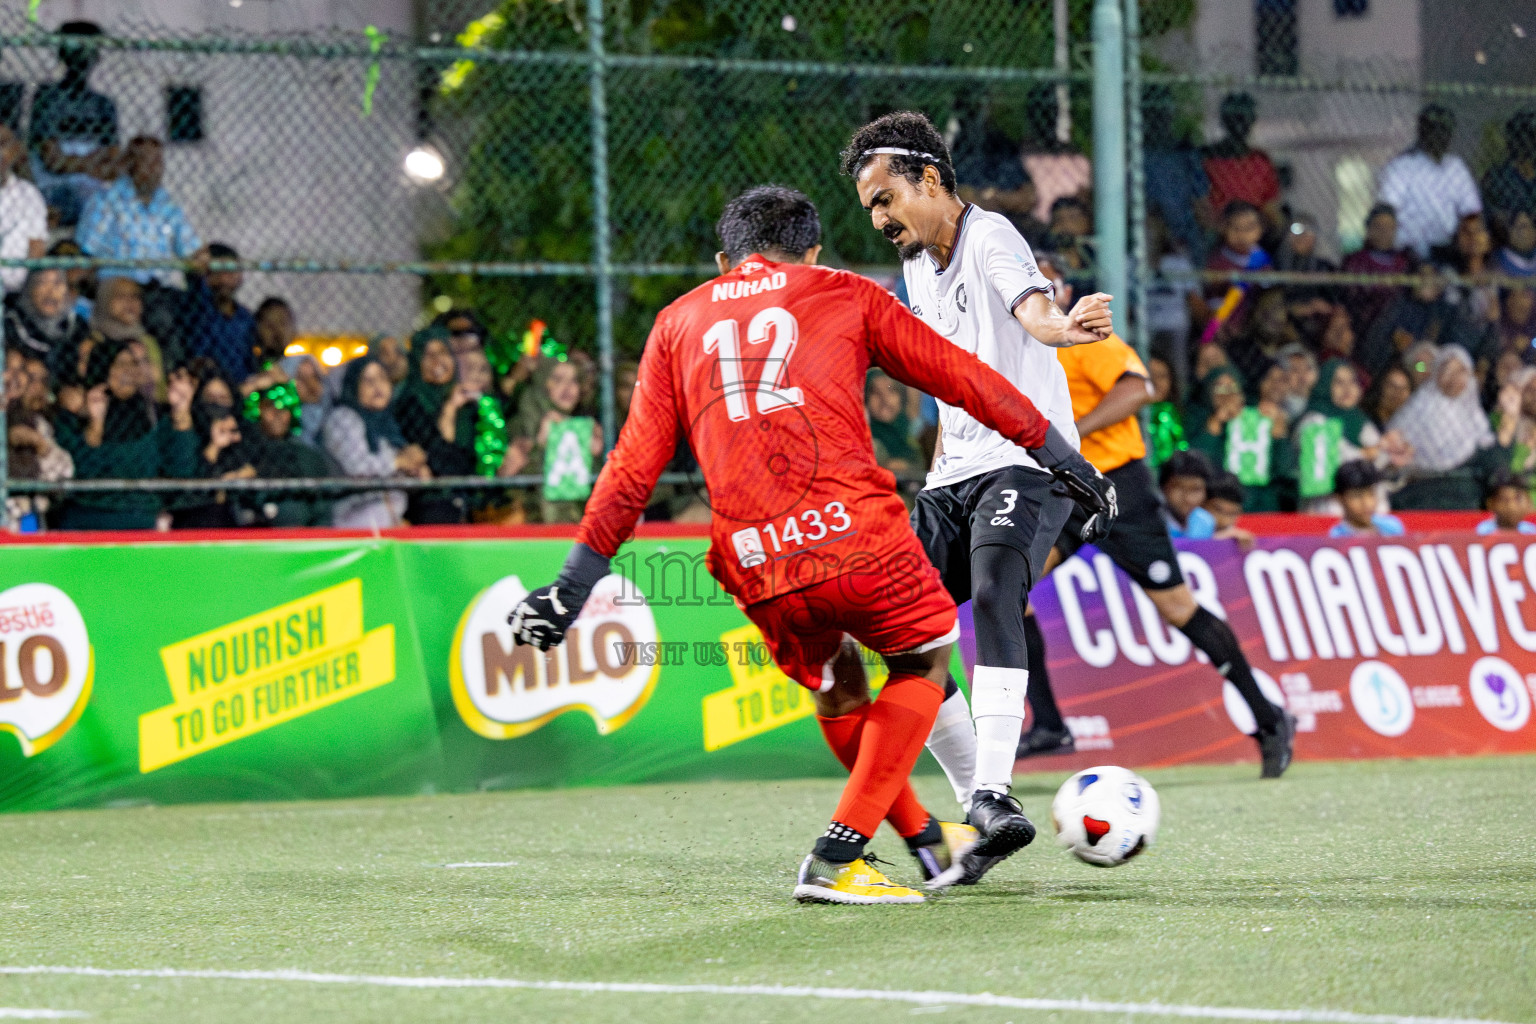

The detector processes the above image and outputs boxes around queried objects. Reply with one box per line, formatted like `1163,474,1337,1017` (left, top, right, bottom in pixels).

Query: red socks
817,673,944,839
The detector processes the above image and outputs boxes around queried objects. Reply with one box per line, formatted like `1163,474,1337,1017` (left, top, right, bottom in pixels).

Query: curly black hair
715,184,822,264
838,111,957,195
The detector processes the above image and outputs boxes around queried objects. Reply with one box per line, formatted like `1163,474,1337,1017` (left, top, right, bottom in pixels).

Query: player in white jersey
841,111,1118,885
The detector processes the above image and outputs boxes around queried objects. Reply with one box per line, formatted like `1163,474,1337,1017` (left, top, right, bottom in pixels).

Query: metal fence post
1123,0,1148,361
587,0,615,451
1092,0,1127,334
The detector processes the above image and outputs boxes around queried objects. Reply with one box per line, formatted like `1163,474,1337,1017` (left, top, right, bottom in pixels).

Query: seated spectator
1360,267,1493,381
1496,286,1536,358
435,308,489,355
1477,468,1536,535
1315,304,1358,364
1436,214,1498,325
1328,460,1404,538
392,326,476,523
866,370,921,476
1203,470,1255,544
89,276,166,403
1020,85,1091,226
279,352,332,446
174,373,255,529
1223,288,1301,383
1188,365,1289,512
1145,352,1188,470
1377,104,1481,259
1044,196,1095,279
5,351,73,532
1276,343,1318,422
76,136,200,287
1274,212,1337,310
28,21,119,227
1160,450,1218,539
5,268,88,375
456,345,513,479
1388,345,1494,476
1201,200,1271,344
238,297,297,395
55,345,197,530
510,359,602,524
1495,209,1536,280
368,334,409,388
1481,109,1536,230
185,243,255,383
323,355,428,529
49,238,96,321
1364,363,1414,428
0,124,47,294
1292,359,1381,510
1202,92,1283,231
1341,203,1414,336
244,382,338,527
1142,85,1212,263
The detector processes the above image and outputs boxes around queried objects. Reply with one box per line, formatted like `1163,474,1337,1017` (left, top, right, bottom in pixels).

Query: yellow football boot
792,854,925,905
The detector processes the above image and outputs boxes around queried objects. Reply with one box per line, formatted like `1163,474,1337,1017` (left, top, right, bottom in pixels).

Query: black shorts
910,465,1074,604
1055,459,1185,591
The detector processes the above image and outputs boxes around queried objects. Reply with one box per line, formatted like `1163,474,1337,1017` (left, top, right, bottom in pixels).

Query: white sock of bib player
925,687,978,813
970,665,1028,795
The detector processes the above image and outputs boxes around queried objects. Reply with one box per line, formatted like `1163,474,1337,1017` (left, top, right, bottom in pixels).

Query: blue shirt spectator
1166,505,1216,540
1476,518,1536,535
28,21,119,227
77,136,200,286
185,242,255,383
1328,514,1405,539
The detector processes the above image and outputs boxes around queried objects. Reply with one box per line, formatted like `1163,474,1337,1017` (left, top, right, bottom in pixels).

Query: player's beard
883,222,925,262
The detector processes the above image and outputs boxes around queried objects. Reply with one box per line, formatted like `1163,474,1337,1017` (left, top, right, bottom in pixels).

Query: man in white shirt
0,124,48,293
841,111,1117,887
1377,104,1482,258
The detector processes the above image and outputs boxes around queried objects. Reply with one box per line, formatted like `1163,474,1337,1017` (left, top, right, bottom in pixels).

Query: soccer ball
1051,765,1160,867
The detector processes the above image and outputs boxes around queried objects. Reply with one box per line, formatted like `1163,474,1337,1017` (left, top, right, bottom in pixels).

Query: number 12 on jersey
702,306,805,422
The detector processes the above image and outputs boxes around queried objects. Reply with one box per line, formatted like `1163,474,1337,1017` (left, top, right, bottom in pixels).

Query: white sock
925,687,977,813
971,665,1028,793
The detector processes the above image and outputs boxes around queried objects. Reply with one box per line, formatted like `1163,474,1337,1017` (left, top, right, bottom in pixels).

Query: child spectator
1437,214,1498,325
1188,365,1289,511
1159,450,1218,539
5,269,89,375
1204,470,1255,544
1477,468,1536,534
1328,460,1405,538
1293,359,1380,508
323,355,428,529
865,370,920,476
510,360,602,523
1496,211,1536,280
1342,203,1414,337
1274,212,1337,310
185,243,255,383
55,346,198,530
1201,200,1271,341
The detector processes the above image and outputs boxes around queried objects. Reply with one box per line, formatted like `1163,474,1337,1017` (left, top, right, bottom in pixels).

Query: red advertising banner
966,532,1536,770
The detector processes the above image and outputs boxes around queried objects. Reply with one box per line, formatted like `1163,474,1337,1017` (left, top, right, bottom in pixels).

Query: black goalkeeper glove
1029,424,1118,544
508,542,612,650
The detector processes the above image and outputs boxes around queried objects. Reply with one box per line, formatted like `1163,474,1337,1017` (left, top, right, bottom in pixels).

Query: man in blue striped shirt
77,136,200,287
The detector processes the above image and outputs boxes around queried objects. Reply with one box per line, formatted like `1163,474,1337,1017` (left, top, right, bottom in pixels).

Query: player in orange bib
509,187,1115,903
1018,252,1296,778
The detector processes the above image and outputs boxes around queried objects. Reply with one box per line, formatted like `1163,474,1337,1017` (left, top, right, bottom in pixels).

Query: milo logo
0,583,93,757
451,574,659,739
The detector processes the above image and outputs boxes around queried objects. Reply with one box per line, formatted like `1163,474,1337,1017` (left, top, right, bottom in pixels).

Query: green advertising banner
0,536,850,812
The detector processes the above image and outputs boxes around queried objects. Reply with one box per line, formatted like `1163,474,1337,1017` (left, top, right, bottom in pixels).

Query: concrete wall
6,0,421,335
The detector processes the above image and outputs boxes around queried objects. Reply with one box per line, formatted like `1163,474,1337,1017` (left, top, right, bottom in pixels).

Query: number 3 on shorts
995,489,1017,515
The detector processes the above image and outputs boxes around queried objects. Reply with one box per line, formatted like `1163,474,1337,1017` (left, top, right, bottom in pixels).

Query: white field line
439,862,518,869
0,966,1523,1024
0,1011,88,1019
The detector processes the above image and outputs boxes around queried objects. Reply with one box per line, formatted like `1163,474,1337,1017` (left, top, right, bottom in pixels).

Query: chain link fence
5,0,1536,529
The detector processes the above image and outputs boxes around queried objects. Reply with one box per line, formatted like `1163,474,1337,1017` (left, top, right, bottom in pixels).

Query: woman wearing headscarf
5,268,88,374
244,380,339,527
172,373,256,529
1388,345,1498,508
1187,364,1291,511
1291,359,1382,511
54,341,199,530
322,355,429,528
89,276,167,404
865,370,920,475
391,326,477,523
508,358,602,524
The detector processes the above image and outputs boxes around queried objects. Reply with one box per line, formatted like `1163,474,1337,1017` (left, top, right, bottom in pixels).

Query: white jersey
902,204,1079,488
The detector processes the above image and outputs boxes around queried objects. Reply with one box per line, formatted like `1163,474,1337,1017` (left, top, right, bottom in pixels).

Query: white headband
862,146,942,163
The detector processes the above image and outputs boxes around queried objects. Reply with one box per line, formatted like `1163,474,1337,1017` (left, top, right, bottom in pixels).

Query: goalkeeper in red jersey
509,186,1115,905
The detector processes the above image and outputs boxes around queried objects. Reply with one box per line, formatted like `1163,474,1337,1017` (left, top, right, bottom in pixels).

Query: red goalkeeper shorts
740,556,958,693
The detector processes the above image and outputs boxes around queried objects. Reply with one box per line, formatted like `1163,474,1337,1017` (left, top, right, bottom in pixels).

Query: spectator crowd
5,27,1536,534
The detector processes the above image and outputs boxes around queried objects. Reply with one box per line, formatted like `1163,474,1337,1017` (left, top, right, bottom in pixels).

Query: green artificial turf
0,756,1533,1023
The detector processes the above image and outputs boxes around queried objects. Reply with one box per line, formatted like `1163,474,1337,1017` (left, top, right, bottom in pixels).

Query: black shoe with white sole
1016,724,1076,759
1257,708,1297,779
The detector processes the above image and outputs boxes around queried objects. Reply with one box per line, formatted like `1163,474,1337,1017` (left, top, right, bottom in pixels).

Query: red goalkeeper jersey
575,255,1051,605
